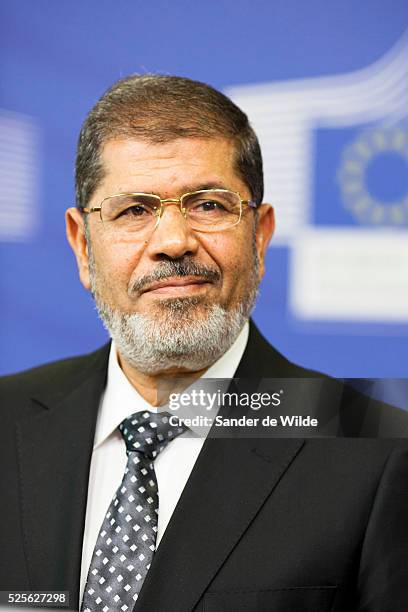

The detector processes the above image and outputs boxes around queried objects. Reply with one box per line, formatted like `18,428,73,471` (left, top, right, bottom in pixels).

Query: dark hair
75,74,263,209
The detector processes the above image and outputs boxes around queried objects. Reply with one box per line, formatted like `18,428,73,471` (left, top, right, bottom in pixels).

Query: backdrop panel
1,1,407,387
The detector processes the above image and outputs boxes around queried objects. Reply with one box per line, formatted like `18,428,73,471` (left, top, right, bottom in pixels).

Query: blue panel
1,0,408,381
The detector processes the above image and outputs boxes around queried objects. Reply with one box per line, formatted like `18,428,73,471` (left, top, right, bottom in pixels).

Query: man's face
66,137,274,374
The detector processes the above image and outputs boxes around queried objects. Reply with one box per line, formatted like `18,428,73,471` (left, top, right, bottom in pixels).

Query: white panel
0,109,40,241
290,229,408,321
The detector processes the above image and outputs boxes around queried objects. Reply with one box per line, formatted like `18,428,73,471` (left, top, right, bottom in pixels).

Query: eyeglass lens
100,190,242,233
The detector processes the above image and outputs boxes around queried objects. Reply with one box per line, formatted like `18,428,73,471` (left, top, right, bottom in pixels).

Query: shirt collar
93,321,249,449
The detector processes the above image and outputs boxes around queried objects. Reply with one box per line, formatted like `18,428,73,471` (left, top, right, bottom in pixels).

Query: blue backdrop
1,1,408,385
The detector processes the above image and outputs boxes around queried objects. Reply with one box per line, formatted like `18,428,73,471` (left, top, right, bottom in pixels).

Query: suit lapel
16,346,109,605
136,322,309,611
234,320,315,380
136,435,304,611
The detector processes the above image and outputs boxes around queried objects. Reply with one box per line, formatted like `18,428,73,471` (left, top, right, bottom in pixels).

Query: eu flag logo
314,124,408,227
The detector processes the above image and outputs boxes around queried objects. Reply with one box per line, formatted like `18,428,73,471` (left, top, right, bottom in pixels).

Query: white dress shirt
79,322,249,604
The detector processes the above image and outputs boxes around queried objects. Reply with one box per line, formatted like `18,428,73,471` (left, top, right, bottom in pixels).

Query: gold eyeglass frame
82,188,257,233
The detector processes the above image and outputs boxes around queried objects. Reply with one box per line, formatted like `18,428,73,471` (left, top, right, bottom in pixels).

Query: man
1,75,408,612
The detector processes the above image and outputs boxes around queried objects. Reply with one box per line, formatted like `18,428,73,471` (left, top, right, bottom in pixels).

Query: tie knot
119,411,187,458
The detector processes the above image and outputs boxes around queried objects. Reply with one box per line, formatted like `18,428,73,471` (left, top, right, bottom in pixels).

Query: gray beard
87,235,259,375
95,298,254,375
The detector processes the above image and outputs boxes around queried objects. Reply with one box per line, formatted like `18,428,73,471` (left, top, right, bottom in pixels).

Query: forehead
96,137,249,197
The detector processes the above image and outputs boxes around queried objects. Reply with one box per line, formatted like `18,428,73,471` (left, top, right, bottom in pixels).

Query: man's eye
195,200,225,212
120,205,150,217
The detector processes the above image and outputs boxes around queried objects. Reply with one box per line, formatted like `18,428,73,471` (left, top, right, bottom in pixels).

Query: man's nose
145,202,199,259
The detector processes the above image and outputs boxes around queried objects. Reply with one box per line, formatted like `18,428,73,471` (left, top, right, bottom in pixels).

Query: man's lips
140,277,212,295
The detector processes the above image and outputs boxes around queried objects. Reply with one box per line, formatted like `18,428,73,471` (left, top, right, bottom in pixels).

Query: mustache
129,258,221,295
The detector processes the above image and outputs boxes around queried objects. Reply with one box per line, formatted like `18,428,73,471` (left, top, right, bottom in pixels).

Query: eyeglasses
83,189,257,235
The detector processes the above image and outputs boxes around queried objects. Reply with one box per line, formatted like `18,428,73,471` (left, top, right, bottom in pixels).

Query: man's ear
255,204,275,279
65,207,91,290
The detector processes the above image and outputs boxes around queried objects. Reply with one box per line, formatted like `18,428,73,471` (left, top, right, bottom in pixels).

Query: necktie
82,411,187,612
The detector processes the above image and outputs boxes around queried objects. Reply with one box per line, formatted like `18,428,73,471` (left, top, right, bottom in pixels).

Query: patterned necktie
82,411,187,612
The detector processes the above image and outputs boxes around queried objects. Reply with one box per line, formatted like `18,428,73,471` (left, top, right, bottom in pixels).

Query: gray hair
75,74,264,210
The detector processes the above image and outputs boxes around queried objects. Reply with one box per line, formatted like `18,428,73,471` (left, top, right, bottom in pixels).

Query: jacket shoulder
241,321,323,379
244,321,408,437
0,344,110,410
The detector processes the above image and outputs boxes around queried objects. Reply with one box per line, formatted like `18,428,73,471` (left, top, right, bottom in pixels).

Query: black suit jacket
1,322,408,611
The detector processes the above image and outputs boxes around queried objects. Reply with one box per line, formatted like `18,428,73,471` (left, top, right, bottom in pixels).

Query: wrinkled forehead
95,136,249,199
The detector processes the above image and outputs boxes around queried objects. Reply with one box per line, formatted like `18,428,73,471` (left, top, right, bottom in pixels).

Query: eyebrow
182,182,229,192
120,183,231,196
